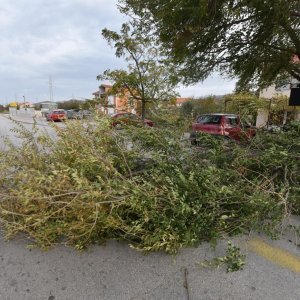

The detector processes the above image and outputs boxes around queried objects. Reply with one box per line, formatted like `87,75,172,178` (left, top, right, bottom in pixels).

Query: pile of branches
0,116,299,253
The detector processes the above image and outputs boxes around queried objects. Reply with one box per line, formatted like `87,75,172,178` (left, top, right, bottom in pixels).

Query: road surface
0,114,55,149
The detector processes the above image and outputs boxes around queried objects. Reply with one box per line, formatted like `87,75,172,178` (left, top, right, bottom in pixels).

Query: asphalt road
0,114,300,299
0,224,300,300
0,114,55,149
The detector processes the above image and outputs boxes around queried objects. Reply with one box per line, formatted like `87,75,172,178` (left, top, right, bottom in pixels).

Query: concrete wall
9,107,35,117
256,109,269,128
258,83,300,125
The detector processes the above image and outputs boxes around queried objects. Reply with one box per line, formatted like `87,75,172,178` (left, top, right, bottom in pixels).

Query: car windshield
197,115,221,125
53,110,65,114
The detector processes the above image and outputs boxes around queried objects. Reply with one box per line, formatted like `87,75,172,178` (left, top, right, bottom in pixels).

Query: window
118,113,129,118
128,113,138,119
128,96,135,108
53,110,65,114
226,117,239,126
197,115,221,125
107,95,114,106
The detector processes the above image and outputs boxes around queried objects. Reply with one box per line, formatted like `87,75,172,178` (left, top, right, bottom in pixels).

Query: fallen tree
0,115,299,253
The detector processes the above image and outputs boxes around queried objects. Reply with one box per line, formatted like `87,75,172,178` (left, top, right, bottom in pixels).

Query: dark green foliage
57,99,84,110
181,101,194,116
0,104,8,113
180,96,224,118
120,0,300,89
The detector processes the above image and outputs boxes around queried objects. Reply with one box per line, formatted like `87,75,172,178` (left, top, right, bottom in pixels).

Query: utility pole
23,95,26,110
49,76,54,102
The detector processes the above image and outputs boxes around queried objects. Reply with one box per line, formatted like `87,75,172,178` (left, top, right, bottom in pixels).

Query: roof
40,101,57,104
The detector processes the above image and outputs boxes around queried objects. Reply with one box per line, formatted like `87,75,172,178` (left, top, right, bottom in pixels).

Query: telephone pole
49,76,54,102
23,95,26,110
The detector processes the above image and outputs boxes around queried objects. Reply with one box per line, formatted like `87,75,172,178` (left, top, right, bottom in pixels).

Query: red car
191,114,256,143
46,110,67,122
111,112,154,128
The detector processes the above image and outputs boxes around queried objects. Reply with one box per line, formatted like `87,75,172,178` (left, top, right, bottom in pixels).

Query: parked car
111,112,154,128
46,109,67,122
66,109,83,120
82,110,92,119
190,113,256,144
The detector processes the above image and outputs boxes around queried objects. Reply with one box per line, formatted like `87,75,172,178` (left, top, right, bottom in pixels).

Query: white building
259,84,291,99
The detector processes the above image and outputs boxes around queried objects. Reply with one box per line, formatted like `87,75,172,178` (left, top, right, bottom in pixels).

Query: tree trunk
141,100,146,120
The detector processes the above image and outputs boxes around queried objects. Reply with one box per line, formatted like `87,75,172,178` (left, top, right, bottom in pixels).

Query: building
40,102,58,115
93,85,194,114
8,101,35,117
92,84,137,115
258,80,300,127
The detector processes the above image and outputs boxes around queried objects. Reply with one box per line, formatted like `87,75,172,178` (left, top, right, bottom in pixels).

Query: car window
128,114,138,119
226,117,239,126
53,110,65,114
197,115,221,125
119,114,129,118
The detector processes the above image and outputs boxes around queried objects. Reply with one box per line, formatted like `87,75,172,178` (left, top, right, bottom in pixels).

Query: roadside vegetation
0,112,299,253
0,104,8,113
180,93,299,127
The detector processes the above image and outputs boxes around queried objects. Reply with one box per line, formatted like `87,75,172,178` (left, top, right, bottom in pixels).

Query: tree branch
290,11,300,17
290,70,300,81
280,22,300,55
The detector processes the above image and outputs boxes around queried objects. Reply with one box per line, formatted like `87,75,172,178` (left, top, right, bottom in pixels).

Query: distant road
0,114,55,149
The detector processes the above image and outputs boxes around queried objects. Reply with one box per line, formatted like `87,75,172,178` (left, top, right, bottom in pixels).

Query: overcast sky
0,0,236,105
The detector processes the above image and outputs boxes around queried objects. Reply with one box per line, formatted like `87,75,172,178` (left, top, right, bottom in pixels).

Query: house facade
93,84,194,114
93,84,136,115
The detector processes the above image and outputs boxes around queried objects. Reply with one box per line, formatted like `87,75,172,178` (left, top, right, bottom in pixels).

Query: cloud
0,0,125,103
0,0,235,104
0,3,17,27
178,75,236,98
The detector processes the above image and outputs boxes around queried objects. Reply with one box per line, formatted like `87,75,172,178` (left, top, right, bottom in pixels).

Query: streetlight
23,95,26,110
